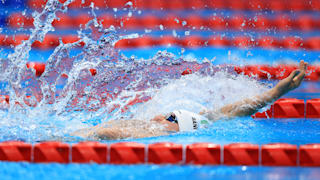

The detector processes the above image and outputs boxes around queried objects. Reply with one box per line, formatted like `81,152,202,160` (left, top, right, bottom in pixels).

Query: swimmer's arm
95,126,154,140
73,125,155,140
207,60,308,118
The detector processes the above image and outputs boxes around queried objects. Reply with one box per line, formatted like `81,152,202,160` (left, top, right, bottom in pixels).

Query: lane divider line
7,13,320,32
1,34,320,50
23,62,320,81
27,0,320,12
0,141,319,166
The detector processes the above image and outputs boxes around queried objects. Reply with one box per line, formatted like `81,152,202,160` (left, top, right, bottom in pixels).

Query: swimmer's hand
213,60,308,118
272,60,308,99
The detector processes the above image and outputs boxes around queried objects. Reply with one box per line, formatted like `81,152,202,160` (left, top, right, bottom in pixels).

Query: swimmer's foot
272,60,308,99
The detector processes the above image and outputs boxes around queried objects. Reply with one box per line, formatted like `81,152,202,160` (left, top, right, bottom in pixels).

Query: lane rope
27,0,320,12
0,141,319,166
1,34,320,50
7,13,320,32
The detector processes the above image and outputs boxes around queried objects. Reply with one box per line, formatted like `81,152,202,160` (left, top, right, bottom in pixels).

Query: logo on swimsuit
192,117,198,129
200,120,209,125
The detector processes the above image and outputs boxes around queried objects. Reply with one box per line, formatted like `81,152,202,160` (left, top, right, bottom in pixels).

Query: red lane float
34,142,70,163
1,34,320,51
207,35,230,47
0,142,319,166
7,61,320,83
295,15,314,32
165,0,185,10
148,142,183,164
0,141,32,162
52,14,72,29
110,142,145,164
89,69,97,76
208,16,226,30
235,65,320,81
27,0,320,11
32,34,60,49
188,0,206,9
27,62,46,77
72,142,107,164
274,65,297,80
98,14,118,27
122,16,140,29
186,15,206,28
306,99,320,118
10,61,320,81
0,95,10,105
252,105,273,119
181,68,192,76
8,13,320,32
186,143,220,165
249,16,270,31
8,13,34,28
157,36,177,47
228,15,247,30
233,36,253,48
181,36,204,48
163,15,182,29
143,15,161,29
261,143,298,166
283,36,304,50
256,36,279,49
273,98,305,118
299,144,320,166
308,65,320,80
224,143,259,165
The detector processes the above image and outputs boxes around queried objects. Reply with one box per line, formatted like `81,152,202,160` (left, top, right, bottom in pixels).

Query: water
1,1,320,179
0,0,277,142
1,163,320,180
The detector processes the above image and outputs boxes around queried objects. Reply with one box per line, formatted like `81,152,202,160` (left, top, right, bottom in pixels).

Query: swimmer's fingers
293,73,305,88
299,60,308,72
288,70,300,80
292,61,308,88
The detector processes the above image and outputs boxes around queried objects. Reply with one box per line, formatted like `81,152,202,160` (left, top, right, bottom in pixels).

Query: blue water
0,163,320,180
1,47,318,64
96,116,320,145
1,115,320,179
1,44,320,180
1,1,320,180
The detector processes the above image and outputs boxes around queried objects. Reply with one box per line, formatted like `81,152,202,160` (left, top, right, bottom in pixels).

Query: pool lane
0,47,319,64
0,162,319,180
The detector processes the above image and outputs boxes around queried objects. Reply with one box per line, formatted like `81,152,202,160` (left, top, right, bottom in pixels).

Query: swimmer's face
151,115,167,122
151,115,179,132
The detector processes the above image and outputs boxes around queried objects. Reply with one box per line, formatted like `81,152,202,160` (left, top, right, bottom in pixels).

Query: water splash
0,1,272,142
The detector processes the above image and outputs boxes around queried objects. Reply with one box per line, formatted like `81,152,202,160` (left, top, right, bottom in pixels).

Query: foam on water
0,0,273,142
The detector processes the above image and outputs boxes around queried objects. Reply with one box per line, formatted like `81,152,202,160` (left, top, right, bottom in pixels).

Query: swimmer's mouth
165,113,178,124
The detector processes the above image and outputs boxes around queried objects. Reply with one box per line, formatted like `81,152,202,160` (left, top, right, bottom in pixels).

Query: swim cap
172,110,209,132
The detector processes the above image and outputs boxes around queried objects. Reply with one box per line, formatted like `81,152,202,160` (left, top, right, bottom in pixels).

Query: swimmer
73,60,308,140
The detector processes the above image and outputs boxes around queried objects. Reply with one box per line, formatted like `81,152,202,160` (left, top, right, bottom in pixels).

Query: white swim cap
173,110,209,132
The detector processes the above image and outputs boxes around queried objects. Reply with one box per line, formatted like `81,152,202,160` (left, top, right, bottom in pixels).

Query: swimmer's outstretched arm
206,60,308,118
72,118,170,140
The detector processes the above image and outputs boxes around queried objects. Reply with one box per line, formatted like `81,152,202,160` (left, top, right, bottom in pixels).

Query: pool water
1,0,320,179
1,163,320,180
